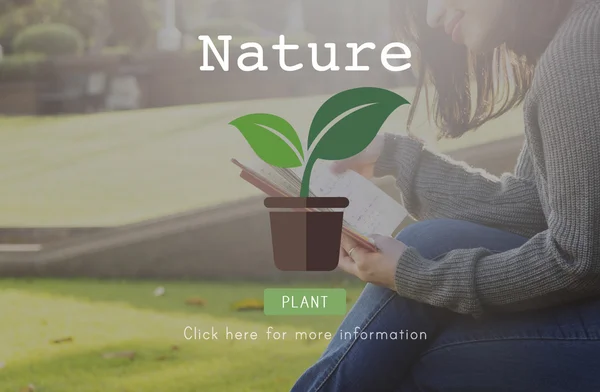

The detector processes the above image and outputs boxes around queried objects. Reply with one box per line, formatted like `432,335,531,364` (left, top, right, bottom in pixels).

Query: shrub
13,23,84,56
0,53,46,82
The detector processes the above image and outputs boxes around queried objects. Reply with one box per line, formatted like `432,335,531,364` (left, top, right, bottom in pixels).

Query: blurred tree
0,0,160,53
0,0,31,8
53,0,105,41
0,0,104,52
245,0,289,34
195,0,291,35
0,0,33,16
302,0,391,42
178,0,212,33
106,0,158,50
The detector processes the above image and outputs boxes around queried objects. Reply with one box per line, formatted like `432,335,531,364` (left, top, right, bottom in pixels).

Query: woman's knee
395,220,434,246
395,219,459,257
395,219,528,260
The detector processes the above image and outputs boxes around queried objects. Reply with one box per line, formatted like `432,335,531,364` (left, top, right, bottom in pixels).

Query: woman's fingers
340,234,358,255
331,135,384,175
331,157,359,174
370,234,408,260
338,246,358,276
338,236,359,276
338,235,398,290
340,235,370,263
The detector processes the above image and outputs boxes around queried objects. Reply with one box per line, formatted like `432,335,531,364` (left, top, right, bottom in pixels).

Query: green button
264,288,347,316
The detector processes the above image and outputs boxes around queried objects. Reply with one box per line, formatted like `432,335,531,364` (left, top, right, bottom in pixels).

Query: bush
0,53,46,82
13,23,84,56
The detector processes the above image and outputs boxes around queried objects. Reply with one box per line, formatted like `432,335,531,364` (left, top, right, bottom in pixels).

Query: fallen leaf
51,337,73,344
153,286,165,297
185,297,206,306
19,384,35,392
156,355,169,361
102,351,136,360
346,295,353,303
231,299,264,311
171,345,179,351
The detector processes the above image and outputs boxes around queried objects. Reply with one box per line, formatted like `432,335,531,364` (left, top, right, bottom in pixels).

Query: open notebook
232,158,408,252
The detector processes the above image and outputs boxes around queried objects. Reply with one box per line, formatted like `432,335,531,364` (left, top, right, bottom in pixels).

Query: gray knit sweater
374,0,600,315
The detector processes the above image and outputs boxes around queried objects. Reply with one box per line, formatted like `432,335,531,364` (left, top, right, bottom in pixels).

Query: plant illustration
229,87,410,197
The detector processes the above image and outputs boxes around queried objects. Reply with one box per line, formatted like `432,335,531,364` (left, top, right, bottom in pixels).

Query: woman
292,0,600,391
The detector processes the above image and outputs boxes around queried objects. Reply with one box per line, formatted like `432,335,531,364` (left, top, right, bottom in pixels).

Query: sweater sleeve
389,5,600,315
374,133,547,238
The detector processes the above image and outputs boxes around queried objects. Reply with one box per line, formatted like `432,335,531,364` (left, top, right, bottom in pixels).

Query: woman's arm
390,13,600,315
374,135,547,238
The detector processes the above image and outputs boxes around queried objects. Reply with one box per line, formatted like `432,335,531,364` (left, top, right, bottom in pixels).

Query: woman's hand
330,134,385,179
338,234,407,290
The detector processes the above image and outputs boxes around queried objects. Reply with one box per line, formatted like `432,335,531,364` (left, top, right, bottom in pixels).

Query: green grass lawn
0,279,365,392
0,95,524,390
0,91,523,227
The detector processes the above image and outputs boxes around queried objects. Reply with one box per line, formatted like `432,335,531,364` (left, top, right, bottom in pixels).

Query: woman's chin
464,32,507,53
463,38,493,53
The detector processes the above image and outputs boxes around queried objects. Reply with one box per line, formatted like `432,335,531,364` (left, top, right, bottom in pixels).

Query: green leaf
307,87,409,161
230,113,304,168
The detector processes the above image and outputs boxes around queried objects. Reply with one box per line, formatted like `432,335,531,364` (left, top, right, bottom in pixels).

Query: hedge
0,53,46,82
13,23,84,56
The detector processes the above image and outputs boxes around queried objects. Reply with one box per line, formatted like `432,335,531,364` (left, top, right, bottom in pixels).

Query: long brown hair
393,0,575,138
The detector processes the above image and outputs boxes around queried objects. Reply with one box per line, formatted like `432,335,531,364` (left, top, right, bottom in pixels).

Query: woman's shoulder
525,2,600,143
549,0,600,51
533,2,600,95
547,0,600,55
574,0,600,7
571,0,600,11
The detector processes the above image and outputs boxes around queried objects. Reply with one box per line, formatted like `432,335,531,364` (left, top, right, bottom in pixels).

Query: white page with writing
292,161,408,236
242,157,300,196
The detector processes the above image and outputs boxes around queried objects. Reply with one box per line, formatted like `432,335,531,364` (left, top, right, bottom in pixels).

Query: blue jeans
292,219,600,392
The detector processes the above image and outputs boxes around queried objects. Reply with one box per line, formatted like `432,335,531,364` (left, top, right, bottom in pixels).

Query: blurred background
0,0,415,115
0,1,524,391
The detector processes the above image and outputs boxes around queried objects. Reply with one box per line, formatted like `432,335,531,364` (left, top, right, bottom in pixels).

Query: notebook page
275,167,303,195
292,161,408,237
278,168,322,199
242,158,299,196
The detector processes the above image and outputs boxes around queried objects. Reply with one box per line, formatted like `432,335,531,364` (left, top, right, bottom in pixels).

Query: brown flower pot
264,197,349,272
